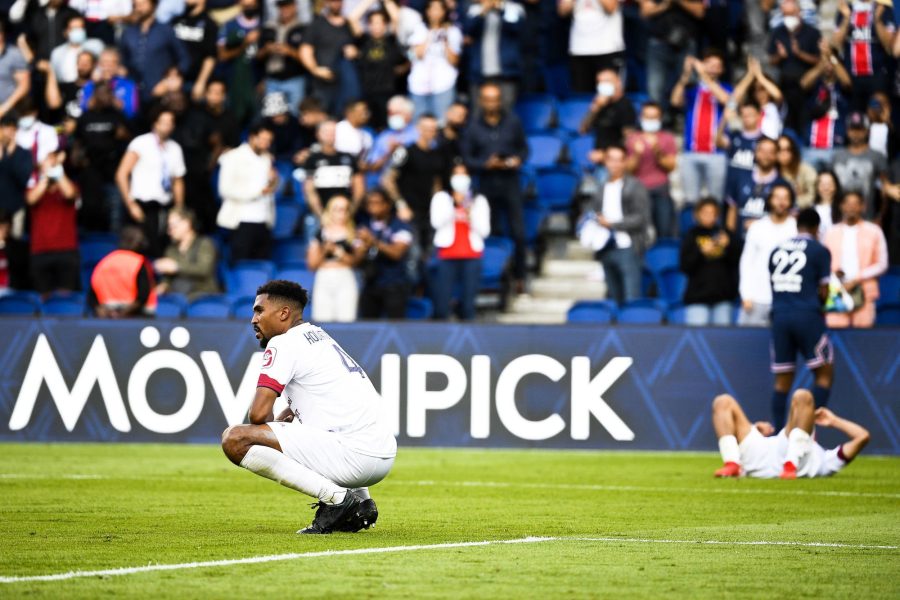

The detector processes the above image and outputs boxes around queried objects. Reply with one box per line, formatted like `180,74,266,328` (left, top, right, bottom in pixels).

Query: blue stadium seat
666,304,686,325
79,238,117,266
41,294,86,317
877,274,900,307
484,236,515,256
534,168,579,211
156,294,188,319
526,135,564,169
523,205,548,246
876,304,900,327
406,297,434,320
618,303,665,324
227,260,276,296
0,294,40,316
657,268,687,306
186,295,233,319
644,243,681,276
515,95,555,133
679,205,696,237
275,267,315,291
230,296,256,320
273,238,307,266
479,246,511,290
558,98,594,133
567,300,617,323
641,267,654,298
567,135,595,171
273,203,301,240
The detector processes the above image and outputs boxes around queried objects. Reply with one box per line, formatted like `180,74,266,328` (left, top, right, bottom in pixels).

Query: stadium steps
496,236,606,324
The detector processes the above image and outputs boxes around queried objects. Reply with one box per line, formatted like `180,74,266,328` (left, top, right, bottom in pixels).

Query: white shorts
740,427,846,479
268,421,395,489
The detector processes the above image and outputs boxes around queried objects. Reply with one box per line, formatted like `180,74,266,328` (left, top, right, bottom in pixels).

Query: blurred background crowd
0,0,898,325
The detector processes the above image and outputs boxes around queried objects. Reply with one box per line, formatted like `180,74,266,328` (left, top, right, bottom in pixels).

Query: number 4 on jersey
333,344,366,378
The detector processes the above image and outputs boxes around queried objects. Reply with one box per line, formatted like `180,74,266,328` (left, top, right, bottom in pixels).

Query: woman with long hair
407,0,461,125
812,170,842,238
776,134,816,208
307,195,366,322
430,162,490,320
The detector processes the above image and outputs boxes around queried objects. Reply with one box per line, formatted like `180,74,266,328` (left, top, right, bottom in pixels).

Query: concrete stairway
497,237,607,324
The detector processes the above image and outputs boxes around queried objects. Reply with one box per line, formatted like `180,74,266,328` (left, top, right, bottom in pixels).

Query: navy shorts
770,312,833,373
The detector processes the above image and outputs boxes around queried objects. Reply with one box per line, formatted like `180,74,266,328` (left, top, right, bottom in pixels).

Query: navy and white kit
768,233,833,373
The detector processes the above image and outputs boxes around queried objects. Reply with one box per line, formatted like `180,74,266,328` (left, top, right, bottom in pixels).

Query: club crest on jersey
262,348,277,369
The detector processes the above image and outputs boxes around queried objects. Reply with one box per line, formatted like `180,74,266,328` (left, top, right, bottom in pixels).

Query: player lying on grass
712,389,869,479
221,280,397,534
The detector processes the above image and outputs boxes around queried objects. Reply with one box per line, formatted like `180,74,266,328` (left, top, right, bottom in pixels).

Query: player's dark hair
257,280,309,312
796,208,820,232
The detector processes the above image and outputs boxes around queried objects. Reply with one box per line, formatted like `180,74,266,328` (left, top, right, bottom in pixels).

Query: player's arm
248,387,279,425
815,407,870,461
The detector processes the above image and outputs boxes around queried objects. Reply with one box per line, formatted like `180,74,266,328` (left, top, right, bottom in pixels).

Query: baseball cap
847,111,870,130
261,92,291,117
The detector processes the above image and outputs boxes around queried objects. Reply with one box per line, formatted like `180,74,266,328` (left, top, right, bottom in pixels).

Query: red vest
90,250,158,309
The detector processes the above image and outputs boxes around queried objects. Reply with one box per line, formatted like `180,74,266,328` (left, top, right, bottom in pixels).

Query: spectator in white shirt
335,100,373,161
116,108,186,257
558,0,625,93
216,123,278,262
408,0,462,126
49,15,105,84
737,182,798,326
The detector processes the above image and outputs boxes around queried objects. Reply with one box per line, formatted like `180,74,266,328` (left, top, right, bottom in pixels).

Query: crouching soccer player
712,389,869,479
222,280,397,534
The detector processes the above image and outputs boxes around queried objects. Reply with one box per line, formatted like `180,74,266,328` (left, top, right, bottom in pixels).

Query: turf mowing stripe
1,536,896,584
409,479,900,500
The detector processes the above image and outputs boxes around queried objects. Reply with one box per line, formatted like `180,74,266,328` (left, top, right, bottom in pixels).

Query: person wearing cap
259,0,307,115
832,112,889,220
261,92,304,164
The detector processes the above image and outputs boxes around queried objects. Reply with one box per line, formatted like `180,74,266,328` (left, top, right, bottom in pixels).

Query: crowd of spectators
0,0,897,325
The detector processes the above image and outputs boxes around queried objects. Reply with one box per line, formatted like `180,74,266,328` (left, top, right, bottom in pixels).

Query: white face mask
450,174,471,193
68,28,87,44
783,15,800,31
597,82,616,98
387,114,407,131
18,116,36,130
640,119,662,133
47,164,64,180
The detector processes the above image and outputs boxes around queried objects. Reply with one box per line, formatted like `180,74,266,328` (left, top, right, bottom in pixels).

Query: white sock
718,435,740,464
785,429,811,466
349,487,370,500
240,445,346,504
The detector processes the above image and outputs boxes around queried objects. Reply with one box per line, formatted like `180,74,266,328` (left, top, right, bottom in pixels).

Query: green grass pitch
1,444,898,598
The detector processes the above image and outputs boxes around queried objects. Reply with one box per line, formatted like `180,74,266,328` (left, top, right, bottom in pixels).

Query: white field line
408,479,900,500
3,473,900,499
1,535,896,584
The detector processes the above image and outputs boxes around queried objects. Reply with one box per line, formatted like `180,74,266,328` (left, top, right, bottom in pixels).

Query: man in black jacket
462,83,528,293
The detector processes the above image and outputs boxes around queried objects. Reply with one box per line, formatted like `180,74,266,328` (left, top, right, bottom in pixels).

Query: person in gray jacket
584,144,652,304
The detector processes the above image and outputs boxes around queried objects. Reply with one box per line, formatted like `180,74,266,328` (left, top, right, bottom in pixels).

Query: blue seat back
558,99,594,133
186,295,232,319
526,135,563,169
535,169,579,211
406,297,434,320
567,300,617,323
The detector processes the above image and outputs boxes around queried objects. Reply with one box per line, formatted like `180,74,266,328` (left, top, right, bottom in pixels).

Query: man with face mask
625,102,677,238
49,14,105,85
119,0,192,104
367,95,419,173
580,69,636,168
382,113,448,251
15,98,60,181
766,0,820,134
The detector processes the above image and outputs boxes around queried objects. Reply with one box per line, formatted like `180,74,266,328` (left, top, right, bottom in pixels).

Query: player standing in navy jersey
768,208,834,434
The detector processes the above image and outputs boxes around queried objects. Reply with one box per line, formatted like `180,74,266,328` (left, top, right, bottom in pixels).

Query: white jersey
257,322,396,459
739,427,847,479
